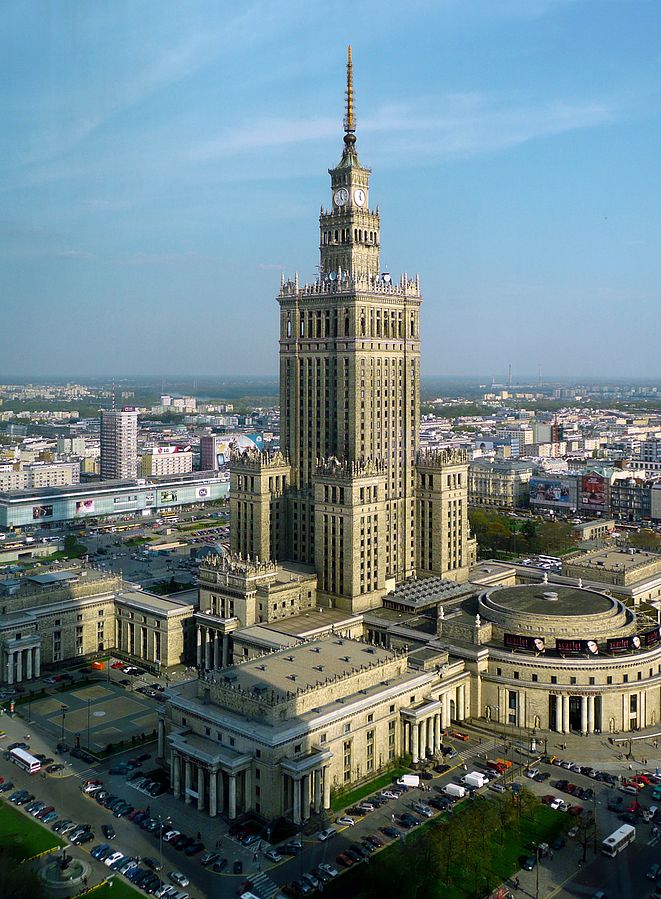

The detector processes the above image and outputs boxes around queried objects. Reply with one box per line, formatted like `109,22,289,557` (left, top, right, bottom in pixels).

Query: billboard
556,638,600,655
196,486,210,499
153,445,191,455
145,492,155,505
529,478,573,506
75,499,95,516
581,473,607,507
160,491,178,503
504,633,546,653
644,626,661,648
214,434,264,466
32,504,53,519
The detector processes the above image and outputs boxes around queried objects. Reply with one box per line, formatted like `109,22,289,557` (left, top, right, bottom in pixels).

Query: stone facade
469,459,533,509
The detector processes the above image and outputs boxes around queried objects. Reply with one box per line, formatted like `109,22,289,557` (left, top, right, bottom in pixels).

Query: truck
462,771,488,789
397,774,420,788
443,783,467,800
487,758,512,775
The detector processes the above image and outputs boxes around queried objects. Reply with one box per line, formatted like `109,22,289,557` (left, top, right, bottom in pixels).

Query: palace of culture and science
229,48,477,614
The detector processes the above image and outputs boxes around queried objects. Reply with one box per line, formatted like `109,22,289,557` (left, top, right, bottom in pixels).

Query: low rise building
469,460,533,509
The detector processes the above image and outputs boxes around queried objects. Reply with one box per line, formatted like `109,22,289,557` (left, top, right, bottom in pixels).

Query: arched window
410,315,415,337
344,312,350,336
286,317,292,338
334,229,339,242
354,228,358,242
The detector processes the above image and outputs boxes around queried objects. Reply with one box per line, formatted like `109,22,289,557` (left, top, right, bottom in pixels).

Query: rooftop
565,548,661,572
485,584,614,617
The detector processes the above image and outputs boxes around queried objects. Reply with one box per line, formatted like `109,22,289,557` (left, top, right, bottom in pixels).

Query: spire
343,45,356,152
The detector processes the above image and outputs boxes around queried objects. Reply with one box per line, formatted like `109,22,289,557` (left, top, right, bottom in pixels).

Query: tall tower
232,48,475,611
100,408,138,480
277,47,422,609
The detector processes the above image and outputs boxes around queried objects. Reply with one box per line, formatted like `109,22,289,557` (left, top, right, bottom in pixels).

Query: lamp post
60,705,67,740
535,843,540,899
158,815,171,873
86,697,91,751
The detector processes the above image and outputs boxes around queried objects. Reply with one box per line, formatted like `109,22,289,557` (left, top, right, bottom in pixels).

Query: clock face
353,188,366,207
334,188,349,207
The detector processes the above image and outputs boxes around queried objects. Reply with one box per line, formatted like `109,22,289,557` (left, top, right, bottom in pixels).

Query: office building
140,446,193,478
100,407,138,480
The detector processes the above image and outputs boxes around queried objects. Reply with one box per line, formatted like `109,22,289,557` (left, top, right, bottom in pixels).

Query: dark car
102,824,116,840
419,771,434,780
344,847,364,863
73,831,94,845
185,841,204,856
0,782,14,793
551,836,566,850
433,764,451,774
213,857,228,873
379,826,402,839
522,855,536,871
233,860,243,875
143,857,162,872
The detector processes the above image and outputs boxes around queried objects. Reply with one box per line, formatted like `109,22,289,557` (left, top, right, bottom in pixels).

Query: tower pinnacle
343,45,356,150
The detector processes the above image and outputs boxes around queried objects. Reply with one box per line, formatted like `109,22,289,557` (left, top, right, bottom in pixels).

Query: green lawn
0,800,64,861
84,877,144,898
331,766,409,812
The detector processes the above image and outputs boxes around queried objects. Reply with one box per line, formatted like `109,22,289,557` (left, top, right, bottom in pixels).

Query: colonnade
170,750,248,820
196,624,229,669
403,683,468,764
287,767,331,825
4,645,40,684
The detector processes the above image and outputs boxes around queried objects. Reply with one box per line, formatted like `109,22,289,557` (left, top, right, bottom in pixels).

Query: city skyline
2,1,660,378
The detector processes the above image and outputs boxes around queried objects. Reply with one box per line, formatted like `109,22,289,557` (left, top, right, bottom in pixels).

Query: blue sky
2,0,660,380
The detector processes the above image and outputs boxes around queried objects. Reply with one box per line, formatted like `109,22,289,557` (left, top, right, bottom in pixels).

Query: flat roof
217,637,395,701
566,548,661,571
264,607,358,636
26,571,78,586
117,589,194,614
486,584,613,617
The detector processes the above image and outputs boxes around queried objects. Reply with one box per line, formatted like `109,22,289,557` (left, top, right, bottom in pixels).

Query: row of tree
469,509,577,559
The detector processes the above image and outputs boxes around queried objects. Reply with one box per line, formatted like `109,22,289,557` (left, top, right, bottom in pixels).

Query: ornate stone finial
543,572,548,584
343,45,355,142
475,613,481,628
578,577,583,588
439,605,445,620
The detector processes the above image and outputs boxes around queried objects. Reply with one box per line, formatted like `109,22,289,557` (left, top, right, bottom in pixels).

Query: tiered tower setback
231,48,475,613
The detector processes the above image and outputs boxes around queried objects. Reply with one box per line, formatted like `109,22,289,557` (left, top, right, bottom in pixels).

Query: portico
2,636,41,685
281,751,333,824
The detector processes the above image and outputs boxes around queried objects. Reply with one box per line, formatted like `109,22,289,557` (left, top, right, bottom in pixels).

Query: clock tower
320,46,381,281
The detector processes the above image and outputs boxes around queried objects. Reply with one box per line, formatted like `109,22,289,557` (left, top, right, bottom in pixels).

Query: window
607,676,613,685
320,733,327,744
343,740,352,783
343,723,351,734
410,695,416,703
255,749,261,759
389,704,395,713
255,769,260,780
570,677,576,685
367,713,373,723
496,668,502,677
550,676,557,684
589,677,595,686
205,727,210,736
294,744,301,753
623,674,629,683
513,671,519,680
531,674,538,682
229,737,235,747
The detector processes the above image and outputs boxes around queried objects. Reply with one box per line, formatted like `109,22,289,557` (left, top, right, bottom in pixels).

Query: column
197,766,205,811
640,691,646,729
587,695,595,734
426,717,432,755
26,647,32,680
205,631,212,669
292,776,301,824
196,626,202,666
157,718,165,758
434,714,441,752
213,633,219,669
34,646,40,678
322,767,331,810
244,767,252,812
442,693,450,728
173,753,181,799
313,769,322,813
222,636,229,668
580,696,588,734
6,652,13,685
228,773,237,820
15,649,22,683
184,760,192,804
411,719,419,763
457,686,465,722
209,771,217,817
218,769,225,815
562,695,569,734
302,773,310,820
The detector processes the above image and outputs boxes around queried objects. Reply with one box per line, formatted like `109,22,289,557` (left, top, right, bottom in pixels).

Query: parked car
169,871,190,888
336,816,355,827
317,827,337,841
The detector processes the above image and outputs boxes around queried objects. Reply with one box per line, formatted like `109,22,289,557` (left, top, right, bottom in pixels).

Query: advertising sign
504,633,546,653
75,499,95,516
154,445,191,455
145,492,155,505
160,491,178,503
556,638,600,655
32,504,53,519
581,473,607,507
529,478,573,506
644,626,661,648
606,635,641,653
196,486,210,499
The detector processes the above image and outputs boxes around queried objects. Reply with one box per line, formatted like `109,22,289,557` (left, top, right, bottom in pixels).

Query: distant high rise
100,408,138,480
230,48,476,612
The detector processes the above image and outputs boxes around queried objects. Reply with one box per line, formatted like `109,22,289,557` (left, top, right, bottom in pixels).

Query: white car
335,816,355,827
169,872,190,888
380,790,399,800
550,798,564,811
317,827,337,841
318,863,339,878
264,848,282,862
162,830,181,843
104,851,124,867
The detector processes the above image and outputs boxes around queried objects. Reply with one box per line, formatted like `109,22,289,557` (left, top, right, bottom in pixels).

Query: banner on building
581,473,606,507
75,499,95,515
556,638,600,655
196,486,210,499
504,633,546,653
529,478,573,505
32,504,53,519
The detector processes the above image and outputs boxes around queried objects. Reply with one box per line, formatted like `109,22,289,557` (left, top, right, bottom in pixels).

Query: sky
2,0,661,381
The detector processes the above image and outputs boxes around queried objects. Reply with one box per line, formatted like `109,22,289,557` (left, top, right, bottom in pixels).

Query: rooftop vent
341,656,351,662
543,591,559,601
256,664,267,671
286,674,297,681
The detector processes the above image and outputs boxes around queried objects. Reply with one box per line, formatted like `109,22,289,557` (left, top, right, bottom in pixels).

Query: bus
602,824,636,856
9,747,41,774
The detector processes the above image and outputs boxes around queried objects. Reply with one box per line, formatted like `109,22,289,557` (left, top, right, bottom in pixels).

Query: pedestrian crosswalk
247,870,281,899
455,739,500,765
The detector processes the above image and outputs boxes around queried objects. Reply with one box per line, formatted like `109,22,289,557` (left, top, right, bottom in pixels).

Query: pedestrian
629,763,633,771
550,850,554,860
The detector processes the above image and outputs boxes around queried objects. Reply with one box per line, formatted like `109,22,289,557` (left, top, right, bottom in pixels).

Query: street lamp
60,705,67,740
86,697,91,751
158,815,171,872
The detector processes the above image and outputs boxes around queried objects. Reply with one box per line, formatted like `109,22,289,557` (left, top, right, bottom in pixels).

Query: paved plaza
27,681,158,752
